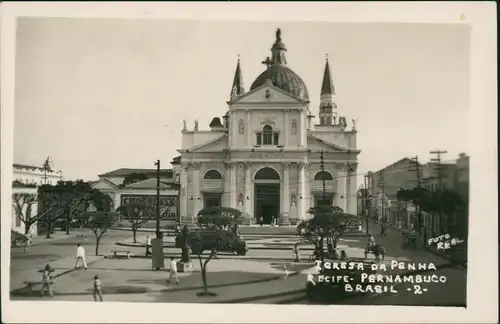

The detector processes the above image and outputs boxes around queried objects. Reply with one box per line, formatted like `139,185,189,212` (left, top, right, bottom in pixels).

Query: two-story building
178,29,360,225
13,158,63,186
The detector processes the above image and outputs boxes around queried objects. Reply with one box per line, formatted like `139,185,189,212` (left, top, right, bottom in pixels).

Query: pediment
191,135,229,152
92,178,119,190
307,135,348,152
231,84,307,105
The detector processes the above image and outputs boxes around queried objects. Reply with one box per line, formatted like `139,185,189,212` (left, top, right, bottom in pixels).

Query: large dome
250,65,309,100
249,28,309,100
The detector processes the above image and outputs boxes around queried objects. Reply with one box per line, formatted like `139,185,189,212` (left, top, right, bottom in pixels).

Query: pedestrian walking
145,236,152,257
293,243,300,262
283,264,289,279
75,243,87,270
340,250,348,261
380,222,387,236
24,232,33,254
368,234,376,247
93,275,103,302
166,257,179,284
40,264,54,297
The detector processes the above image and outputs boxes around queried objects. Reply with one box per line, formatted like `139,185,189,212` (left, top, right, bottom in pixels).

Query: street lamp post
154,160,161,239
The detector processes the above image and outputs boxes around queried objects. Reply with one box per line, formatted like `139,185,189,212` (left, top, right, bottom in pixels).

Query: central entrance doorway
254,167,281,225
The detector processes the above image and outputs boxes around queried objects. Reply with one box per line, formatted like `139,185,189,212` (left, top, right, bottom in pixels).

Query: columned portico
298,162,307,220
282,163,290,215
192,163,202,220
244,163,252,216
180,164,188,217
229,163,237,208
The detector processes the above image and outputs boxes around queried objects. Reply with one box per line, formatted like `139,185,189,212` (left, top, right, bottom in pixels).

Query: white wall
11,187,38,235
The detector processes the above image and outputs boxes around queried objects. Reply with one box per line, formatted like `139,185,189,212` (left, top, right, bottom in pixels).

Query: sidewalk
10,255,105,293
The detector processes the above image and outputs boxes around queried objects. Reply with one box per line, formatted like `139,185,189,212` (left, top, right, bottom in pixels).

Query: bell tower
318,56,337,126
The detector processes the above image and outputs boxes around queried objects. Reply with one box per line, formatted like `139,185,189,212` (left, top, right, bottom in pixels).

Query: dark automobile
305,258,377,303
175,228,248,256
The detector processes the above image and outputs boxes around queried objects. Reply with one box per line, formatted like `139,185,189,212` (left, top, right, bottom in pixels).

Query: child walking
40,264,54,297
93,275,103,302
166,257,179,284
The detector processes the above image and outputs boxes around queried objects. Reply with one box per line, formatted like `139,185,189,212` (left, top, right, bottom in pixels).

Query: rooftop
98,168,174,178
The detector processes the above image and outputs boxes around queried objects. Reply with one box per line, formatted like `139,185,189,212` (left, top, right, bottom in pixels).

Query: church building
178,28,360,225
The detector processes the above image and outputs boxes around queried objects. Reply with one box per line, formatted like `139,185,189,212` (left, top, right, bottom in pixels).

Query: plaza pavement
10,223,466,306
9,229,133,294
11,257,315,303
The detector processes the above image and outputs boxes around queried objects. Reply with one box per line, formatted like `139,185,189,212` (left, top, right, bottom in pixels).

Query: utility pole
409,156,423,232
154,160,161,239
363,174,369,234
377,171,385,222
430,149,447,233
320,150,327,203
430,149,447,191
345,162,353,214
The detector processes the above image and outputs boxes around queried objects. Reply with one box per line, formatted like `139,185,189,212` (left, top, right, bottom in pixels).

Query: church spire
321,56,335,96
318,55,337,126
230,55,245,99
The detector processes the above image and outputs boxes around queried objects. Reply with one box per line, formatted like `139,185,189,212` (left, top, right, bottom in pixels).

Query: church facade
178,29,360,225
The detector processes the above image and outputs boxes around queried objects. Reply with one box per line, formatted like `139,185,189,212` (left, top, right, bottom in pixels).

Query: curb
10,256,106,294
128,254,317,262
115,241,333,252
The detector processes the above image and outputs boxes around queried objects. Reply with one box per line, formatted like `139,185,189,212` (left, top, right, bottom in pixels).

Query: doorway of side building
254,167,281,225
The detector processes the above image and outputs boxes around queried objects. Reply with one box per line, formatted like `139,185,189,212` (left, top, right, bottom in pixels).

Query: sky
13,18,470,181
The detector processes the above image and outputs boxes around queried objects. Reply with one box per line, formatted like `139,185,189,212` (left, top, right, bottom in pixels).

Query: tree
38,180,111,235
298,206,361,261
122,173,149,187
117,203,155,243
191,206,242,297
76,211,119,256
11,191,58,235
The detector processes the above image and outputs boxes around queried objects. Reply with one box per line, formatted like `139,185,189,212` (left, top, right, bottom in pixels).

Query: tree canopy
298,205,361,260
117,203,155,242
190,207,243,297
122,173,149,187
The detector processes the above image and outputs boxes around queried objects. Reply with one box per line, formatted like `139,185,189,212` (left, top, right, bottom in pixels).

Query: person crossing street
75,243,87,270
166,257,179,284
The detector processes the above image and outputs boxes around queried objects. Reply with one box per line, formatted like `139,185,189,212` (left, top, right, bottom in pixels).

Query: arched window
314,171,333,181
254,167,280,180
263,125,273,145
204,170,223,180
256,125,279,146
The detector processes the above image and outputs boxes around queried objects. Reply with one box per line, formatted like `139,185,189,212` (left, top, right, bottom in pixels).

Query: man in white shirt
166,257,179,284
75,243,87,270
